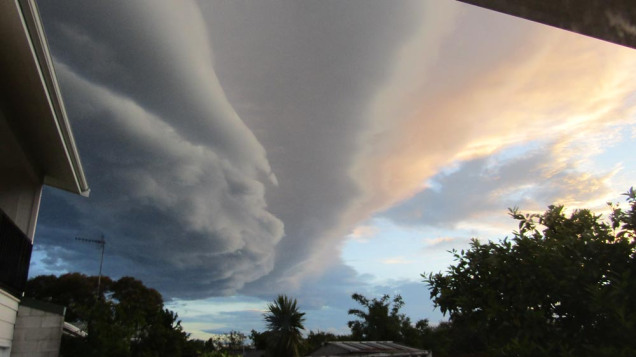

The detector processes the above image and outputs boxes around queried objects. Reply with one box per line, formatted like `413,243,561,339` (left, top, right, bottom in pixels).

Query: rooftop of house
458,0,636,50
310,341,431,357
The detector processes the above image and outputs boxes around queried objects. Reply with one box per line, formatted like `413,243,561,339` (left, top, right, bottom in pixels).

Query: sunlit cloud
349,6,636,234
381,257,414,265
348,225,380,243
425,237,456,246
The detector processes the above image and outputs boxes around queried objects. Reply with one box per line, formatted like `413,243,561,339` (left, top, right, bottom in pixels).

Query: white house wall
0,290,20,354
11,302,65,357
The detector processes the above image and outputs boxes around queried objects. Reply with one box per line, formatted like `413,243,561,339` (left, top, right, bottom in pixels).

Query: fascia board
16,0,90,197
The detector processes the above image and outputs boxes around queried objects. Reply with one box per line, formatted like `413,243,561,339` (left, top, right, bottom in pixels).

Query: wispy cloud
381,257,414,265
348,225,379,243
381,141,619,229
425,237,457,246
349,4,636,233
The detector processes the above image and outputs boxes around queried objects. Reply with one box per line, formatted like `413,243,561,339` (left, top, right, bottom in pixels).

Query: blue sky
29,0,636,340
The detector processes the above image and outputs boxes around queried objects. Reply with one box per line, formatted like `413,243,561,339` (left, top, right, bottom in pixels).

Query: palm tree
264,295,306,357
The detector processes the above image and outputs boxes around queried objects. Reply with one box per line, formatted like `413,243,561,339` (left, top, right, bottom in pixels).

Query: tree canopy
26,273,189,357
347,293,432,349
263,295,306,357
348,293,406,342
425,188,636,356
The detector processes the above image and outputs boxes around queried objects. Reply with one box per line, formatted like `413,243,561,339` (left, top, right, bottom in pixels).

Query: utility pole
75,235,106,297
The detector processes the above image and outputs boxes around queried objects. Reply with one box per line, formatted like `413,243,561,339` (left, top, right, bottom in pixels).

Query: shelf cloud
33,0,636,315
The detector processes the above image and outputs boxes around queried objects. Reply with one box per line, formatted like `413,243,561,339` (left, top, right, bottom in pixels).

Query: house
0,0,89,355
10,298,66,357
309,341,431,357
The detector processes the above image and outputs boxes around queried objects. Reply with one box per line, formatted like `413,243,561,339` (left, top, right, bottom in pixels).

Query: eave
0,0,89,197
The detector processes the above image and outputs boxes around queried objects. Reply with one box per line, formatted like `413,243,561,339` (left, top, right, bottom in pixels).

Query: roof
310,341,431,357
0,0,89,196
457,0,636,50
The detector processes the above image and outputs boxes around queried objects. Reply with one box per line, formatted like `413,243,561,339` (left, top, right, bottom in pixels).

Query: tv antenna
75,235,106,296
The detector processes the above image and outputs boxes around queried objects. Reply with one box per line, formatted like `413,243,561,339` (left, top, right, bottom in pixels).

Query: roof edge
17,0,90,197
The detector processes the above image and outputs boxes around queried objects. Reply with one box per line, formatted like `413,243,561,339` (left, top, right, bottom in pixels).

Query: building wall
0,290,20,355
0,109,42,240
11,301,64,357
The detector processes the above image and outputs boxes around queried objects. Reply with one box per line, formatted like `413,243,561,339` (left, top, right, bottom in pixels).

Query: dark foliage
347,292,433,351
250,329,274,351
425,188,636,356
300,330,353,355
263,295,305,357
26,273,189,357
348,293,404,341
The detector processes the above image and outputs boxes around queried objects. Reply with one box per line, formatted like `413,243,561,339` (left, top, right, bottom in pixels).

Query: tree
302,330,352,355
225,330,246,351
249,329,273,350
208,330,246,354
347,293,419,343
25,273,190,357
26,273,112,323
263,295,306,357
425,188,636,356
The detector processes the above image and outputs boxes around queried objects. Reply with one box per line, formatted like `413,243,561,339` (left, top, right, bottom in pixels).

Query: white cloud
425,237,457,246
349,5,636,234
348,225,379,243
381,257,414,265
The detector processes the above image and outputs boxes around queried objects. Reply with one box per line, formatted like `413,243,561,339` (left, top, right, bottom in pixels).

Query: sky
30,0,636,340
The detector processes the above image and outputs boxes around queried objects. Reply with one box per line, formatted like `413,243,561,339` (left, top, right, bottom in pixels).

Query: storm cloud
35,0,285,297
32,0,636,318
33,0,426,298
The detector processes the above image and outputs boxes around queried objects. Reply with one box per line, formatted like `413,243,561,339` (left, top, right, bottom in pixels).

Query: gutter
16,0,90,197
